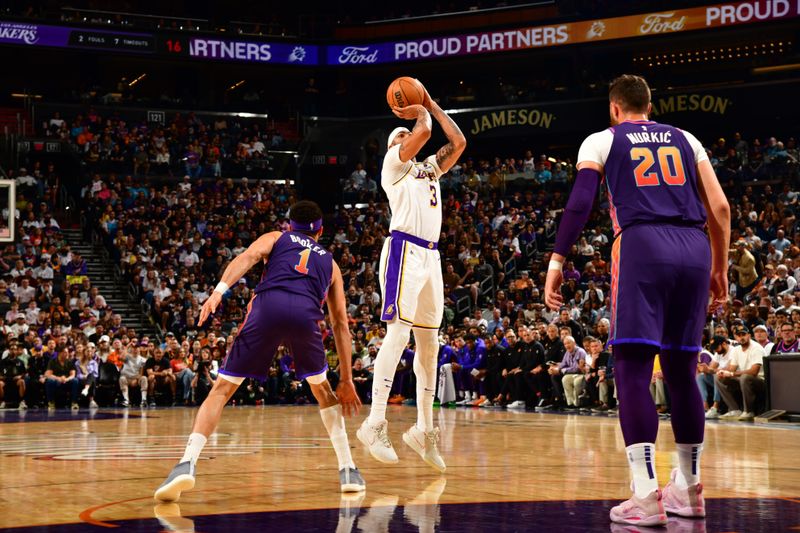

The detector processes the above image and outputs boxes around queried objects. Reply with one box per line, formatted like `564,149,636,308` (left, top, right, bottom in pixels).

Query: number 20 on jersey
630,146,686,187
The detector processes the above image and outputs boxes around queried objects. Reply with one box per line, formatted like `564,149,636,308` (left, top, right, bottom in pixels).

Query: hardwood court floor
0,405,799,532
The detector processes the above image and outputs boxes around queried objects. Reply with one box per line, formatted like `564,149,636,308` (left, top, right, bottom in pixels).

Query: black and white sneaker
154,461,196,502
339,467,366,493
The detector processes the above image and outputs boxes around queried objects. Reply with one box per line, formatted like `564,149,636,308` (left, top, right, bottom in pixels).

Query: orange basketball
386,77,425,109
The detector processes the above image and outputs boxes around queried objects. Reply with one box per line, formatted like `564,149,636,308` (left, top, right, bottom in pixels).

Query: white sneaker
610,489,667,526
507,400,526,409
662,468,705,518
402,425,446,473
455,397,470,406
719,410,742,419
18,400,27,410
704,406,719,419
357,419,399,464
738,411,755,420
154,461,196,502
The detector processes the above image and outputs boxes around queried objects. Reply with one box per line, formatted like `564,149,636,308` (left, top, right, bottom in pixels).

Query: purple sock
614,344,660,446
660,349,705,444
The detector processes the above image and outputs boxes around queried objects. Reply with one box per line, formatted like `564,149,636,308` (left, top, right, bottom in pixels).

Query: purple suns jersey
577,120,709,236
254,231,333,310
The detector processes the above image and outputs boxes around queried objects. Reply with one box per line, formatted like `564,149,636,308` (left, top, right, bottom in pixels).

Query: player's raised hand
392,104,429,121
420,84,434,110
544,268,564,311
336,379,362,417
199,291,223,326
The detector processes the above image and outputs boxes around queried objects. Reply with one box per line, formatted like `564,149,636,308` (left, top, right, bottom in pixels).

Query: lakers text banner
327,0,800,64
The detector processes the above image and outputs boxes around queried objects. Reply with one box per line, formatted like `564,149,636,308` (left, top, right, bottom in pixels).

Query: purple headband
290,218,323,232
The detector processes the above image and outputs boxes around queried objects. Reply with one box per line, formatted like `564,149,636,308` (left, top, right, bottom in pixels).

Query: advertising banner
328,0,800,64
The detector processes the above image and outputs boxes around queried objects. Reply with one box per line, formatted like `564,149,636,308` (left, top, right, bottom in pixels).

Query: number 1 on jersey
294,249,311,275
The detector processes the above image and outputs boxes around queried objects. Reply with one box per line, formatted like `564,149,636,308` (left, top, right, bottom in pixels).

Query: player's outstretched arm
697,159,731,314
423,89,466,173
198,231,282,326
327,260,361,416
544,161,603,311
392,104,432,163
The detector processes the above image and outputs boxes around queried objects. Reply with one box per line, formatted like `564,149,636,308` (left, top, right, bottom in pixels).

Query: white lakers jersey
381,144,443,243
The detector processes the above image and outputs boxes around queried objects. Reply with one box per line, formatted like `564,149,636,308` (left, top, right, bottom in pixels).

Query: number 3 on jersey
294,249,311,275
630,146,686,187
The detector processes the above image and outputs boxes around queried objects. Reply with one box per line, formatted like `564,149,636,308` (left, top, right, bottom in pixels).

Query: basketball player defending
544,75,730,526
357,87,466,472
154,201,365,502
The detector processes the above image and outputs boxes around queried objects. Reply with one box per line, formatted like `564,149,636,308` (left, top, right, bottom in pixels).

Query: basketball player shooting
357,82,466,472
544,75,730,526
154,200,365,502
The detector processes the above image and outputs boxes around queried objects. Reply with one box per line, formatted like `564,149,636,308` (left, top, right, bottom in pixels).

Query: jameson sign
328,0,800,64
467,108,557,135
649,94,732,117
449,91,739,137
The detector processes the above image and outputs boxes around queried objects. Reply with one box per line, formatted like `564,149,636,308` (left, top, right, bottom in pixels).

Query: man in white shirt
119,346,150,408
180,248,200,268
714,326,765,420
349,163,367,190
776,294,800,315
15,168,37,189
34,262,54,281
752,324,774,354
14,279,36,306
775,264,797,297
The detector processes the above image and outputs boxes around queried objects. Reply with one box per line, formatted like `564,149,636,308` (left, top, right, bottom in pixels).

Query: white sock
368,322,411,426
675,443,703,488
626,442,659,497
121,386,129,402
142,388,148,401
180,432,207,465
320,404,355,470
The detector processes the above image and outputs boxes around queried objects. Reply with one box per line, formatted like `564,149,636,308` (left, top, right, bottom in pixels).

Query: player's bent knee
305,371,328,386
218,373,245,386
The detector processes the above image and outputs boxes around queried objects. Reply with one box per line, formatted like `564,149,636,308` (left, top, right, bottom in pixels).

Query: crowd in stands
42,109,290,181
0,163,131,409
2,128,799,420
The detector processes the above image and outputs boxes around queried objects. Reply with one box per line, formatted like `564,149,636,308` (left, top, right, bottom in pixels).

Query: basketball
386,76,426,109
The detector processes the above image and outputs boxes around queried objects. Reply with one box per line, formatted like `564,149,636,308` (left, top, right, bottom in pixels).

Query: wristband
214,281,229,294
548,259,563,272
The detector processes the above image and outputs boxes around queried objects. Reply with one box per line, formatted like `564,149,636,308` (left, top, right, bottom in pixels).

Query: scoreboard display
68,29,155,53
0,19,317,65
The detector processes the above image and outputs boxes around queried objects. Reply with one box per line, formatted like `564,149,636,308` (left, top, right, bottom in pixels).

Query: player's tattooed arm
429,101,466,173
392,104,431,163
